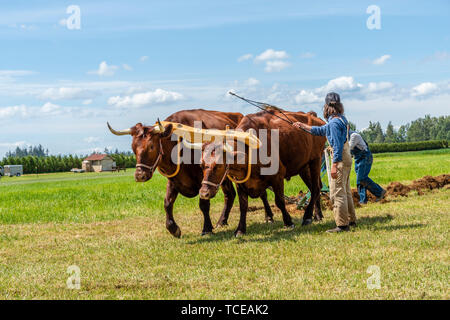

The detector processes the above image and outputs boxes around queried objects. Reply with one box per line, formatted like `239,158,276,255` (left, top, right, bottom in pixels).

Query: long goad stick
228,91,312,134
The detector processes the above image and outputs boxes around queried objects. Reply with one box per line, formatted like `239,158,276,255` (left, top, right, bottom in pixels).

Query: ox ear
131,123,144,136
159,123,173,138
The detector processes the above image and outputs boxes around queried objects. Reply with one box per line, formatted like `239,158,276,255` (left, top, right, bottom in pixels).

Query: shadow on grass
186,213,425,244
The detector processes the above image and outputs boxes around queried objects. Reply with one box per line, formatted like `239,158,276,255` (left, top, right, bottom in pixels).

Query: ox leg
216,179,236,228
308,158,323,223
260,190,274,223
298,167,314,226
234,186,248,237
314,175,324,221
164,181,181,238
272,178,294,229
199,198,214,236
298,160,322,225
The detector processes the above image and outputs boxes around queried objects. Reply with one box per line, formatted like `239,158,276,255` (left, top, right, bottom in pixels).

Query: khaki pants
329,142,356,227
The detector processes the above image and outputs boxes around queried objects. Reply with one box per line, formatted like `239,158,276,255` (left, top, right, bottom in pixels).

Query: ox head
107,120,173,182
199,141,245,200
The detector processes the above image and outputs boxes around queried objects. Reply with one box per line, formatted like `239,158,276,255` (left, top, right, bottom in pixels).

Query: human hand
293,122,304,129
331,162,339,179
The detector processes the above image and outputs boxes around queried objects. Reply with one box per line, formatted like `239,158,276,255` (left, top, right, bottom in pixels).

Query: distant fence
369,140,448,154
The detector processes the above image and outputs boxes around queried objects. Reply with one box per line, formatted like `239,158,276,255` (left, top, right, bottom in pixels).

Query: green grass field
0,149,449,299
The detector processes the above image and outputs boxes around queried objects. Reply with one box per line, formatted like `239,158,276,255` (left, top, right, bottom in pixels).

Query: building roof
84,154,111,161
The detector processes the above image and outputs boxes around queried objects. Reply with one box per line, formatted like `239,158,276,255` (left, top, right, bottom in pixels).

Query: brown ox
108,109,274,238
198,110,326,236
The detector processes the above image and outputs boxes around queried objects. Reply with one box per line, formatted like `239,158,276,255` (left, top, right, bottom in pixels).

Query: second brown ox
198,110,326,236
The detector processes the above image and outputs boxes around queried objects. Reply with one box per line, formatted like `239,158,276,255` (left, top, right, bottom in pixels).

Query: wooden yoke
159,121,261,149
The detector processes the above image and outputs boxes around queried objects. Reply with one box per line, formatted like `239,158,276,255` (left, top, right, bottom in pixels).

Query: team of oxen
107,108,326,237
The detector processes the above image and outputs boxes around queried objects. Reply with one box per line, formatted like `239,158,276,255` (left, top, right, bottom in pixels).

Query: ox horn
107,122,132,136
153,118,165,133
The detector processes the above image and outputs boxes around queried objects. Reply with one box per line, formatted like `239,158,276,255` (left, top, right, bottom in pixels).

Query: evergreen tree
385,121,396,143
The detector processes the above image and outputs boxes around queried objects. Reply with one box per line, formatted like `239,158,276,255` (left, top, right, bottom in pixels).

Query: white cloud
88,61,118,77
320,76,363,93
255,49,289,62
300,52,315,59
264,60,290,73
0,70,36,82
293,78,403,107
249,49,291,72
108,88,185,108
411,82,439,97
140,56,149,62
295,90,321,104
84,136,101,143
40,87,97,100
237,54,253,62
365,81,394,93
40,102,61,115
373,54,391,65
122,64,133,71
0,70,35,77
82,99,93,105
245,78,260,86
0,105,29,119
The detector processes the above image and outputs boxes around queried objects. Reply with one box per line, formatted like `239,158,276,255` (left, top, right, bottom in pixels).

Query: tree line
0,148,136,174
5,144,49,158
358,115,449,144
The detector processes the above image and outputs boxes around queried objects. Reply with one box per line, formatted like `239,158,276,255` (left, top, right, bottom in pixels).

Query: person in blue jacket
294,92,356,232
349,130,386,204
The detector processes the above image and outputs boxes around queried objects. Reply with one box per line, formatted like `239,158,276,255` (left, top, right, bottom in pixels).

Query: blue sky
0,0,449,156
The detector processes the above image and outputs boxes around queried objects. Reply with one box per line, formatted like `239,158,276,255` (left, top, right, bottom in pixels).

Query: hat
325,92,340,105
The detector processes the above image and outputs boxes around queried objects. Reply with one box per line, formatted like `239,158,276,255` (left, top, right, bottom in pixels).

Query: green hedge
369,140,448,153
0,155,83,174
0,154,137,174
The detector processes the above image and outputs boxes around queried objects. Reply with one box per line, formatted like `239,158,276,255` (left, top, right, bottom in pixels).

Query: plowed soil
320,174,450,210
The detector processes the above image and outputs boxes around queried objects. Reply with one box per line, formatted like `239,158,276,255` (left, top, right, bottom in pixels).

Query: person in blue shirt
294,92,356,233
349,130,386,204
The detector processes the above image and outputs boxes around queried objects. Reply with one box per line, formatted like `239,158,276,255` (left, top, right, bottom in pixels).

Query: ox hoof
234,230,245,237
265,217,274,224
314,215,323,222
173,226,182,238
201,231,213,236
167,222,181,238
302,219,313,226
285,223,295,230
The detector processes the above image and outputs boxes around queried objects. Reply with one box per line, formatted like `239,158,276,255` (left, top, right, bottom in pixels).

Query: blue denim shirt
310,115,348,163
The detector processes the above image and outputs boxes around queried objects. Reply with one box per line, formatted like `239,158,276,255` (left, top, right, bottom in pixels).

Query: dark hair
323,101,344,120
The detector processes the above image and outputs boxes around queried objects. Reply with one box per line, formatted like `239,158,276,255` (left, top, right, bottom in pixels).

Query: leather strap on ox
202,165,230,190
136,135,182,178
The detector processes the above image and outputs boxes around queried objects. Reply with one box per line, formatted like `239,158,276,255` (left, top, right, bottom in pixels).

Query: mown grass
0,149,449,299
